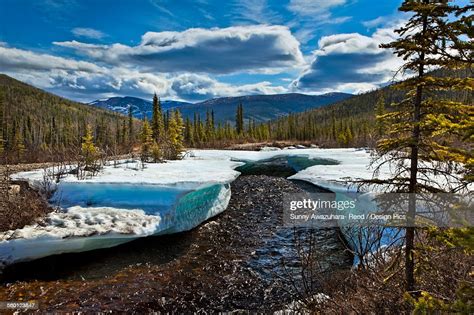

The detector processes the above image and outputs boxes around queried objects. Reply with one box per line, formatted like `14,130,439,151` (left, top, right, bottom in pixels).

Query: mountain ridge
89,92,353,124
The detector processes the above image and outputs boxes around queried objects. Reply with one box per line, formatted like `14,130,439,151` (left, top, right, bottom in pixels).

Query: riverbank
0,175,352,313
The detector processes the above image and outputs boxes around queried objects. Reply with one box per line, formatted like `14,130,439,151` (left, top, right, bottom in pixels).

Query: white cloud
0,46,103,73
292,23,406,94
286,0,351,44
170,73,286,101
232,0,282,24
54,25,305,74
362,16,389,29
0,44,286,102
288,0,346,16
72,27,107,39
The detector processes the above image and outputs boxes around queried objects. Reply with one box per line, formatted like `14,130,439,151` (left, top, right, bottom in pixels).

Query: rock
310,144,319,148
8,184,20,195
260,146,281,151
296,145,306,149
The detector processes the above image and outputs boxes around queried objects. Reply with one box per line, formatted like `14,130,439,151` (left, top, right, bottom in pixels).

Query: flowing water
0,158,352,312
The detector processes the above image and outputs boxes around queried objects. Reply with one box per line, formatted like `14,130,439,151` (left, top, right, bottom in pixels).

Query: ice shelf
2,148,469,266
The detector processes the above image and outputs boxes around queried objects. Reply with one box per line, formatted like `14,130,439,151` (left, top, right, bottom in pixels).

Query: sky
0,0,448,103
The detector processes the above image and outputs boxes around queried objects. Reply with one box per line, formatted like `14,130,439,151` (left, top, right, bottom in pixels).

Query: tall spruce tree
151,93,164,142
167,110,184,159
235,103,244,135
140,119,153,163
373,0,473,293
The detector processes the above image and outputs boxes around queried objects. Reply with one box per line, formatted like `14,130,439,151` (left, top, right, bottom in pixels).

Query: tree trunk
406,0,429,293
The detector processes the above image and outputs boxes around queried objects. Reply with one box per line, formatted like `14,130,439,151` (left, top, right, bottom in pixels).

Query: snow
0,207,160,265
2,159,239,265
3,148,469,266
12,159,242,188
186,148,380,193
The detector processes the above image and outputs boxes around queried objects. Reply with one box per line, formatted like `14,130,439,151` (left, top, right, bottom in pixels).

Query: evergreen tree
375,93,386,137
139,119,153,163
81,125,99,171
151,93,164,142
184,117,194,146
374,0,473,293
150,141,163,163
205,109,214,140
167,110,184,159
236,103,244,134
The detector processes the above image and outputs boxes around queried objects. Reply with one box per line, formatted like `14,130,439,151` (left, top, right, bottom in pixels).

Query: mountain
0,74,137,162
267,68,473,147
90,92,352,124
89,97,191,119
178,92,352,124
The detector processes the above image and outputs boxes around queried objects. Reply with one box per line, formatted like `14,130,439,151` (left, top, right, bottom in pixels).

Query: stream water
0,157,353,312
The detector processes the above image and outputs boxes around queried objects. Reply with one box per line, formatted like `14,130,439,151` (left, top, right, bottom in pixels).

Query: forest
0,65,472,164
0,74,139,163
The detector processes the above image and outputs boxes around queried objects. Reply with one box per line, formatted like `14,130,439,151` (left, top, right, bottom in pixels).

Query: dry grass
0,165,53,232
306,230,473,314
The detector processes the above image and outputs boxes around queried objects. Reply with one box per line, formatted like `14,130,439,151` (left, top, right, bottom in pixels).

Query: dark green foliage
151,93,164,142
236,103,244,134
0,74,138,162
265,68,472,148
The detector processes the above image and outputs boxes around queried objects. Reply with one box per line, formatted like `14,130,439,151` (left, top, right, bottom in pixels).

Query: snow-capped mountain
89,97,191,119
89,93,352,123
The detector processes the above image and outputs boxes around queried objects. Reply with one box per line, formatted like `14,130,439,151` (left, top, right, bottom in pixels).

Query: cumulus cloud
72,27,107,39
0,44,286,102
170,73,286,101
0,46,103,73
291,24,405,94
54,25,305,74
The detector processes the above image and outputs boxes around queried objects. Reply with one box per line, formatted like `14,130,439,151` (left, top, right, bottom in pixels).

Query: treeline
1,66,471,164
0,74,141,163
266,67,473,147
182,103,271,148
179,67,472,149
138,94,184,162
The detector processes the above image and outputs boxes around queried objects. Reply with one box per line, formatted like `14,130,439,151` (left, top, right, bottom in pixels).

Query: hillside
0,74,136,162
90,92,352,124
267,68,473,147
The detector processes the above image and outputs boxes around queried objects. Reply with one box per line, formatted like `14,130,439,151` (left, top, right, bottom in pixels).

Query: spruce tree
373,0,473,293
375,93,386,137
236,103,244,135
81,125,99,171
167,110,184,159
139,119,153,163
151,93,164,142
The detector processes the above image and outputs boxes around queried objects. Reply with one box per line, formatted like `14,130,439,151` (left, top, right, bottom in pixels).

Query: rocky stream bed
0,175,353,313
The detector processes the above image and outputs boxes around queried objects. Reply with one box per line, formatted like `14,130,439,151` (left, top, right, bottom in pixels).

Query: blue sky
0,0,419,102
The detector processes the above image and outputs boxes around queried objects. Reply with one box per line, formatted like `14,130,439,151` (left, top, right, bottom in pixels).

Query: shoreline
0,175,352,313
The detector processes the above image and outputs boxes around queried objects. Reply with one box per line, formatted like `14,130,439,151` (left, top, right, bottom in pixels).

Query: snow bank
4,148,468,266
12,159,242,188
2,159,240,266
187,148,379,192
0,207,160,265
